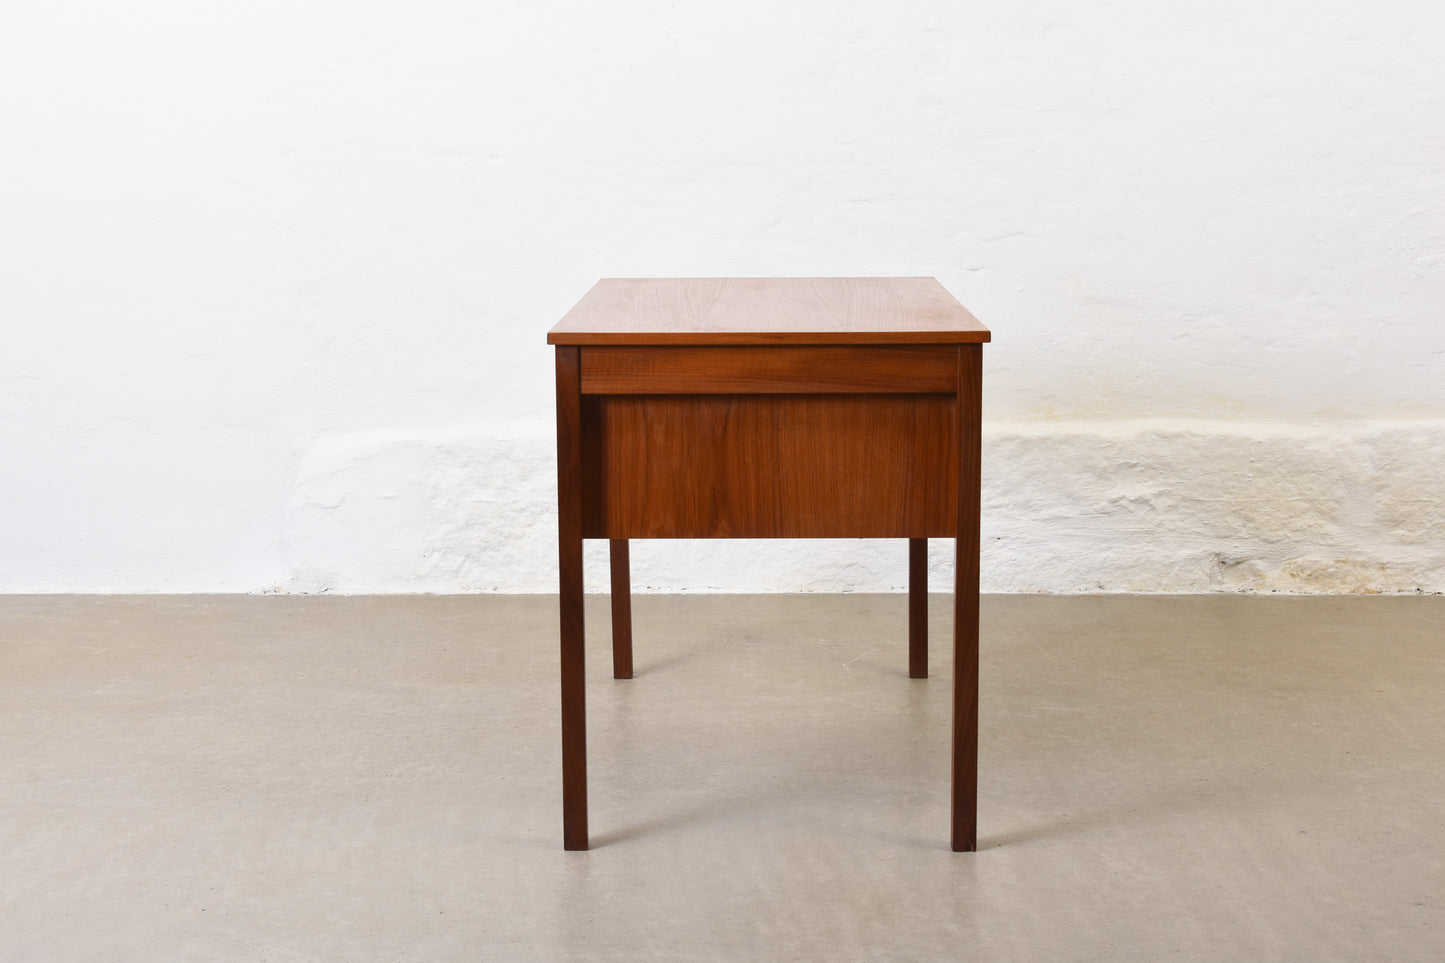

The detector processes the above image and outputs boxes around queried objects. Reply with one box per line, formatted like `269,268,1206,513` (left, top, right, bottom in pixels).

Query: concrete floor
0,594,1441,961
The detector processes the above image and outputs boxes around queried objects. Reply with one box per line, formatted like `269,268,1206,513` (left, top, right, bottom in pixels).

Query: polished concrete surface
1,593,1442,960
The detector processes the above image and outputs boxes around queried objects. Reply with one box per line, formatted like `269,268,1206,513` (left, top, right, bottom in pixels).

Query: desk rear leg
909,538,928,678
610,539,634,679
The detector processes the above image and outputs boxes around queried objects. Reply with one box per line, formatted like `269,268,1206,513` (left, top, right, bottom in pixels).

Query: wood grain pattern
555,346,589,851
580,394,958,539
952,344,983,853
549,277,990,345
580,345,958,395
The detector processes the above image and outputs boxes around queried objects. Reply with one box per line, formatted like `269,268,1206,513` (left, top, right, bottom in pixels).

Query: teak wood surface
551,277,988,853
580,344,959,394
580,393,958,539
548,277,990,345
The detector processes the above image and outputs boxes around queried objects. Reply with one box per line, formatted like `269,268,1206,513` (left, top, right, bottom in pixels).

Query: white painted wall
3,1,1442,594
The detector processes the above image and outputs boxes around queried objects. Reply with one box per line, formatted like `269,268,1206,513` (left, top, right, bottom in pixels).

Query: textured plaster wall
3,1,1443,594
282,421,1445,595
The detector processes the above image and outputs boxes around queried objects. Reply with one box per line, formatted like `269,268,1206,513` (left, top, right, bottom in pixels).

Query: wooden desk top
548,277,990,346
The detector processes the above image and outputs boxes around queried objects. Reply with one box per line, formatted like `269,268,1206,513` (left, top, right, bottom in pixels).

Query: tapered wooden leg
610,539,633,679
556,346,588,851
952,344,982,853
909,538,927,678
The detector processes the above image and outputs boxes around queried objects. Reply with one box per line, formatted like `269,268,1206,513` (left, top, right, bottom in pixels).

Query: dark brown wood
952,344,983,853
610,538,633,680
909,538,927,679
555,346,588,851
580,345,958,395
549,277,990,345
580,394,958,539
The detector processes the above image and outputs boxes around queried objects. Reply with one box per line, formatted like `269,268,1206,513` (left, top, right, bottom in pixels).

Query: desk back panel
580,393,958,539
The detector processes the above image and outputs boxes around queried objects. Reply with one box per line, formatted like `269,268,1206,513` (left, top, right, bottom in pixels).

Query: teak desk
548,277,990,851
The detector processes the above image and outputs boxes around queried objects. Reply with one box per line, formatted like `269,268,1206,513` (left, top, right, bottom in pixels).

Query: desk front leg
953,344,983,853
556,346,588,850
